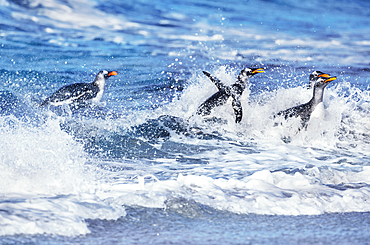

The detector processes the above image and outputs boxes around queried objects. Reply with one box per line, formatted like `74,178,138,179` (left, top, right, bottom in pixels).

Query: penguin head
94,70,118,87
238,68,265,83
308,71,330,89
100,70,118,79
314,76,337,89
94,70,118,80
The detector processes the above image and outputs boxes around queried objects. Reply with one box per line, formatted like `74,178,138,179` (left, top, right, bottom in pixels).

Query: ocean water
1,0,370,244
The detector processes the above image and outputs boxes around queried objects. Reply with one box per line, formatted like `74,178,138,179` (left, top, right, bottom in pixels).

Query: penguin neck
93,77,106,91
231,82,246,96
309,85,325,110
236,77,249,90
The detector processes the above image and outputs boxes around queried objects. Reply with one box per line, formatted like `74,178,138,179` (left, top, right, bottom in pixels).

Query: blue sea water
1,0,370,244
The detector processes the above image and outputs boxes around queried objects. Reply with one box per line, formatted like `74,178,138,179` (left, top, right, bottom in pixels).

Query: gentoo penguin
40,70,117,108
307,71,331,119
196,67,265,123
308,71,331,89
275,75,337,128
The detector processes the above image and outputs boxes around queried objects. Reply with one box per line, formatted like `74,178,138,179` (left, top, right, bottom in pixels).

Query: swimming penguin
307,71,331,119
275,75,337,128
196,67,265,123
40,70,117,108
308,70,331,89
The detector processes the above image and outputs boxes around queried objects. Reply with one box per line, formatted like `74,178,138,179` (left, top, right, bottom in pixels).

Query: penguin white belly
91,90,103,103
310,102,325,119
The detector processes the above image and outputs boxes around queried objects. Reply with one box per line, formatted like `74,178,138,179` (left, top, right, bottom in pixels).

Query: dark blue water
1,0,370,244
5,209,370,244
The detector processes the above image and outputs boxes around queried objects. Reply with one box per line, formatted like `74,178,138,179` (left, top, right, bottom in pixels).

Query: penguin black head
93,70,118,87
308,71,330,89
238,68,265,83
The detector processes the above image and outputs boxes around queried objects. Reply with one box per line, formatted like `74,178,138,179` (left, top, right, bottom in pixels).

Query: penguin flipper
232,98,243,123
196,90,230,116
202,71,227,91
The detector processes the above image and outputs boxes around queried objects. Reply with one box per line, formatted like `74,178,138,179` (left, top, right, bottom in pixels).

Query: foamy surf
0,115,126,236
94,165,370,217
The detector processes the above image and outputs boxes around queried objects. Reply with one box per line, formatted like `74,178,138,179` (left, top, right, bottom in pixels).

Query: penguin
196,67,265,123
275,75,337,128
307,71,331,119
40,70,117,108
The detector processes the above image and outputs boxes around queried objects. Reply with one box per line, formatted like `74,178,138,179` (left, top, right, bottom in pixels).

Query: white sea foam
0,116,126,236
97,166,370,216
0,193,125,236
0,116,85,194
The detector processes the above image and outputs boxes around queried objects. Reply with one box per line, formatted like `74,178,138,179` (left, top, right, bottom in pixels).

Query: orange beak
318,73,330,78
108,71,118,76
324,76,337,83
252,68,265,74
